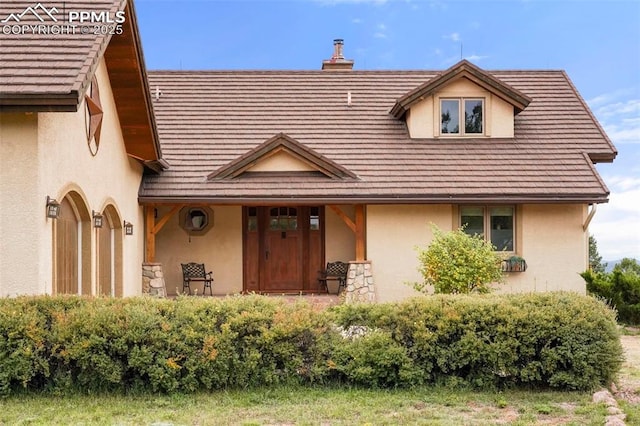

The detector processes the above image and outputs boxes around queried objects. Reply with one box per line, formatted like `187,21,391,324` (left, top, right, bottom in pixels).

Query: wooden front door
244,206,324,293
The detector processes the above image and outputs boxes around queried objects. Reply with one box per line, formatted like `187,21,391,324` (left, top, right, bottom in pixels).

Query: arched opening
97,205,123,297
54,191,90,295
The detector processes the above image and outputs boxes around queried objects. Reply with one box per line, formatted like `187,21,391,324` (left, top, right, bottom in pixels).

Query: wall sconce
92,210,103,228
124,221,133,235
46,196,61,219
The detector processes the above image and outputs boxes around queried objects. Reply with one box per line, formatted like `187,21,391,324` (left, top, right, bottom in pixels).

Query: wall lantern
124,221,134,235
46,196,61,219
92,210,103,228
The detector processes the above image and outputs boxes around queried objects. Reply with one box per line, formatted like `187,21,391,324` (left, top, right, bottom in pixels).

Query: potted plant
507,255,526,272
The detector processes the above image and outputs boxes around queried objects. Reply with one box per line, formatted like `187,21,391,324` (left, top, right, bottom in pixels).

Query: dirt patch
615,335,640,404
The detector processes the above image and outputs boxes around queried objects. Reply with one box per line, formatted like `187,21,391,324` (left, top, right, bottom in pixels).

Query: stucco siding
155,205,243,296
0,113,41,295
367,204,453,302
367,203,588,302
499,204,588,294
0,58,144,297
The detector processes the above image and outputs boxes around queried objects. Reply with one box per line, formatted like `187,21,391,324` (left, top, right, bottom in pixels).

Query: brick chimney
322,39,354,71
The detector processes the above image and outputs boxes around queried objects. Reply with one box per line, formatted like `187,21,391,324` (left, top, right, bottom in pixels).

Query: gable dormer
207,133,357,180
390,60,531,139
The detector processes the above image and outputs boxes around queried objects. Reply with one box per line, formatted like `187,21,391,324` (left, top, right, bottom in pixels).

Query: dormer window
441,98,484,135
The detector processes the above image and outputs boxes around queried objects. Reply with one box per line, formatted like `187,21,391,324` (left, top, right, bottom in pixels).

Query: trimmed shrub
0,292,623,395
330,293,622,390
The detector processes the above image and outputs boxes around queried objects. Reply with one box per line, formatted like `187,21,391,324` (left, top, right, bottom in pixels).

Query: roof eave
138,194,610,206
0,92,80,112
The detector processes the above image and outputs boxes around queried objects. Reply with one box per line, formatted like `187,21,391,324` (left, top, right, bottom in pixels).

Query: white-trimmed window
441,98,484,135
460,206,514,251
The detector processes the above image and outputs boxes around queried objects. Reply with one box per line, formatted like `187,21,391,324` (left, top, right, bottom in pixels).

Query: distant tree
614,258,640,275
465,104,483,133
589,235,607,273
441,111,452,133
582,257,640,325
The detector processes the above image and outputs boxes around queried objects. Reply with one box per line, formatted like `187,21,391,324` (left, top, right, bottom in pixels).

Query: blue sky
136,0,640,261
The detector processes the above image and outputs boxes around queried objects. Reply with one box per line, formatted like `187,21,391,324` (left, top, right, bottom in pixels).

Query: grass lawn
0,386,607,425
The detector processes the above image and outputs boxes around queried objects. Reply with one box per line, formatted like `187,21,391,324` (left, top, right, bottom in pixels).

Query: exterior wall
0,58,144,296
0,113,41,295
155,205,243,296
367,205,453,302
247,150,316,172
406,78,514,138
499,204,588,294
367,203,588,303
325,205,356,264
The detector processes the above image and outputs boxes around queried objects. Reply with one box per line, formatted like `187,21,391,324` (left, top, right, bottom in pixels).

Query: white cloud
588,95,640,144
352,18,362,24
590,199,640,260
443,32,461,42
590,177,640,260
373,23,388,39
315,0,387,4
465,54,488,62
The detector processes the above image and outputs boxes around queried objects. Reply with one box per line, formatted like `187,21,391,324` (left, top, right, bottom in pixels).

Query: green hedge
0,293,622,395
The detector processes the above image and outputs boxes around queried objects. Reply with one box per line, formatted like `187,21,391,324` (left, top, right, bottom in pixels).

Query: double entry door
243,206,323,293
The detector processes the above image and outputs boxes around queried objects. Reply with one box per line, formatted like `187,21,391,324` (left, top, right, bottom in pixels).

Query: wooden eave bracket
207,133,358,181
390,59,532,119
328,205,356,232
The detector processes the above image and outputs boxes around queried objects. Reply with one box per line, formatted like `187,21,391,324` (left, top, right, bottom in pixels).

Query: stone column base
142,262,166,298
345,260,375,303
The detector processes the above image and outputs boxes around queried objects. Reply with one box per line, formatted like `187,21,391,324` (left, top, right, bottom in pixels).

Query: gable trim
207,133,358,180
390,59,532,119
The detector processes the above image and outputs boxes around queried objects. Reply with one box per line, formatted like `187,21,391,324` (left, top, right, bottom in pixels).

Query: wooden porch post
355,204,365,261
145,205,156,262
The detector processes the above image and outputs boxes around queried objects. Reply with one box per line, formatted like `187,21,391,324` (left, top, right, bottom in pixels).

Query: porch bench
181,262,214,296
318,261,348,294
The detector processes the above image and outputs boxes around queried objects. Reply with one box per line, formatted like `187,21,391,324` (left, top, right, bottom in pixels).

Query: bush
582,258,640,325
414,225,504,294
330,293,622,390
0,293,623,395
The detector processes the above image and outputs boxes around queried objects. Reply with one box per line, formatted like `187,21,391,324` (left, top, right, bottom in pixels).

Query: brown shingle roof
0,0,163,164
141,69,616,204
0,0,123,110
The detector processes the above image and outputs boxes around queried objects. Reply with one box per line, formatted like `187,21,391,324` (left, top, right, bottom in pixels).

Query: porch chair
181,262,214,296
318,261,349,294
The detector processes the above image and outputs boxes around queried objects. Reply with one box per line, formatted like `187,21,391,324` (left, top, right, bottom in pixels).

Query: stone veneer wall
344,261,376,303
142,262,166,297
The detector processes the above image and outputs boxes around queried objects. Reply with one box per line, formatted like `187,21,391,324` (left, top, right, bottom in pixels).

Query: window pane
461,206,484,237
490,207,514,251
465,100,483,134
269,208,279,230
441,100,460,134
310,207,320,230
